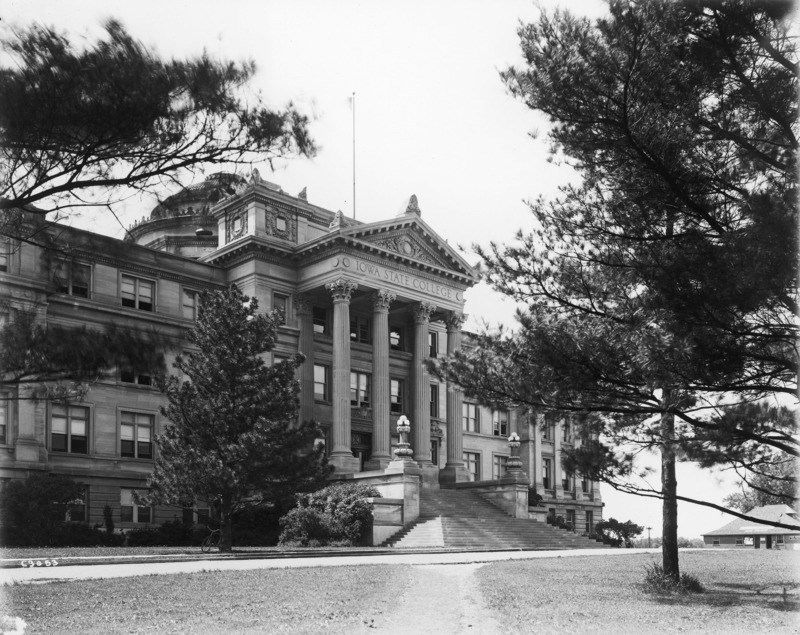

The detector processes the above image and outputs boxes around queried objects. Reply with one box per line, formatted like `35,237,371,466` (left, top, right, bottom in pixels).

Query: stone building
0,172,603,540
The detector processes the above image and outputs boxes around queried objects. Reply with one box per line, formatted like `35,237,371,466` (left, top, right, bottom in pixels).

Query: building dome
126,172,247,258
147,172,246,221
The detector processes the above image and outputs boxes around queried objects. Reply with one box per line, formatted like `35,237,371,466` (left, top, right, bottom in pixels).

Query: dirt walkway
365,563,502,634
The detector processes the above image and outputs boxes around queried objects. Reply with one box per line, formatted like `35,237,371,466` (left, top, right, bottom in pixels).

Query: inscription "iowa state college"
333,257,463,301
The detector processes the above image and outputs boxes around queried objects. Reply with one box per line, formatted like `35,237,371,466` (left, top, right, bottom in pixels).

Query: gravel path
369,563,502,634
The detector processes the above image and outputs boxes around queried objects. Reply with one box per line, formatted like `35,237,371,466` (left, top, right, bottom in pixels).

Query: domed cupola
126,172,247,258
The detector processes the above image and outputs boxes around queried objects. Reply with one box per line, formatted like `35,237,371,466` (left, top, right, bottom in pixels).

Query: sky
2,0,747,538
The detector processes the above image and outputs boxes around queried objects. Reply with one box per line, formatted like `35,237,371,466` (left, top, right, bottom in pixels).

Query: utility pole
647,526,652,548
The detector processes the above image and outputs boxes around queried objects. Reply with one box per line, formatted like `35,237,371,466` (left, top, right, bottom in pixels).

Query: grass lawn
1,550,798,633
2,565,415,634
477,549,800,633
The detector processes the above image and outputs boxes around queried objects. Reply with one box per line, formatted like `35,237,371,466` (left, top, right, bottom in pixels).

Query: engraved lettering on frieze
352,259,459,300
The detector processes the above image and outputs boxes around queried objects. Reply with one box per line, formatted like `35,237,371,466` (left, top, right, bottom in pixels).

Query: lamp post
506,432,523,473
394,415,413,460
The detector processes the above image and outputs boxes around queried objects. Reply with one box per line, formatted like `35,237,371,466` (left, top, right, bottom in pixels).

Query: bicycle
201,526,221,553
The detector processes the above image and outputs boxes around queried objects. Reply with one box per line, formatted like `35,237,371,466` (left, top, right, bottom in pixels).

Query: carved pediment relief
364,231,450,269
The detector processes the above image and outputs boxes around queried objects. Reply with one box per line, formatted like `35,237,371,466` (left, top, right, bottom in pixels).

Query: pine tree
436,0,797,582
147,285,330,552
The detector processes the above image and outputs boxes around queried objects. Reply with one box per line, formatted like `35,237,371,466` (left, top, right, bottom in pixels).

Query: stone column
366,290,395,470
326,278,360,474
554,417,563,498
533,414,544,492
439,312,469,486
294,294,314,428
411,302,435,473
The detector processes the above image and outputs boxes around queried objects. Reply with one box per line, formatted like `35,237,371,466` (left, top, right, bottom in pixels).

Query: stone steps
383,488,607,550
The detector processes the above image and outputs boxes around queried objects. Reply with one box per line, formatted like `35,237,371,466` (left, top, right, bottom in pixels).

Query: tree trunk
220,494,233,553
660,389,680,581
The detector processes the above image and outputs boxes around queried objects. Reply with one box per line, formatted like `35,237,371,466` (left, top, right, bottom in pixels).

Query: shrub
527,488,543,507
1,473,84,546
643,562,704,594
278,482,380,547
127,519,196,546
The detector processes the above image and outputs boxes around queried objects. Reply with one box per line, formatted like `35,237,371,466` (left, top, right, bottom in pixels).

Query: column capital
372,289,396,312
293,293,312,315
445,312,466,332
326,278,358,302
411,301,436,324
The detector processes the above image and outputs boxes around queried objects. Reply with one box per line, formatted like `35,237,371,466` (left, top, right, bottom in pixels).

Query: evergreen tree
147,285,330,552
435,0,797,582
0,20,314,235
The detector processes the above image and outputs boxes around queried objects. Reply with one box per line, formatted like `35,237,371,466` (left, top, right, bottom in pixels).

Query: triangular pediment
339,216,477,281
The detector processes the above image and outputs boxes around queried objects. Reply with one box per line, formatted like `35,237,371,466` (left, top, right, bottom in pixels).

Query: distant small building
702,505,800,550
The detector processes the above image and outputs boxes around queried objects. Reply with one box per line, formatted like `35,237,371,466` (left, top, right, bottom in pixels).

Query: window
462,403,479,433
66,487,87,523
120,411,153,459
389,325,404,351
562,471,573,492
582,476,591,493
120,488,151,524
0,237,9,272
121,275,154,311
313,307,329,335
182,289,198,320
493,455,508,480
350,315,371,344
314,365,329,401
585,511,594,535
735,537,744,546
120,369,153,386
55,261,91,297
350,372,371,408
543,414,555,440
562,421,571,443
712,539,721,546
431,440,438,466
463,451,480,481
429,331,439,358
274,293,288,324
777,535,785,545
390,379,404,414
566,509,575,530
492,410,508,437
743,536,753,546
543,458,553,490
51,404,88,454
0,397,7,445
429,383,439,418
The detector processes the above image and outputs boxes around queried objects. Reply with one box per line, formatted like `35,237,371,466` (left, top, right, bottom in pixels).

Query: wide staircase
383,487,608,550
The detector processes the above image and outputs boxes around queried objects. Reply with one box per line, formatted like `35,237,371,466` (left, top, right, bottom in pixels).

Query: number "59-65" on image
20,559,59,568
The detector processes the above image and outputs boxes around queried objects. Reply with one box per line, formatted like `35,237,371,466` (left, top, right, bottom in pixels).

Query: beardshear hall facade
0,172,604,547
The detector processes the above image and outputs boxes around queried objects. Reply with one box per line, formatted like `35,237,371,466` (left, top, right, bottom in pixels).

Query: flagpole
352,91,356,220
